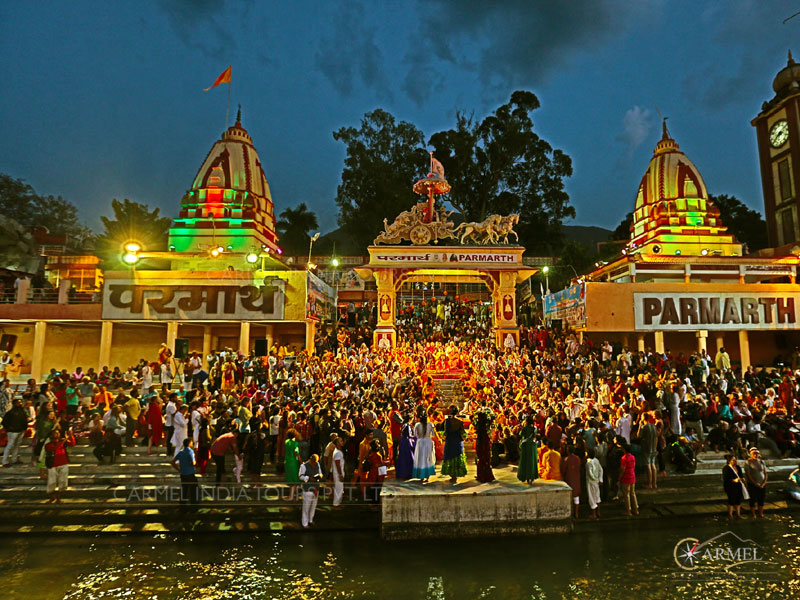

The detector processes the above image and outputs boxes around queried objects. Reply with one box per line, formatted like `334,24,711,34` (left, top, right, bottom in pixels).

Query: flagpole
225,80,231,129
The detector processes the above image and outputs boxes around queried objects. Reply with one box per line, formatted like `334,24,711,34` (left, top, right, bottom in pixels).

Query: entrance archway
356,246,537,349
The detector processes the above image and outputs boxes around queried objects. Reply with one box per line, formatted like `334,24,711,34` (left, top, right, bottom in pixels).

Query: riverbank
0,441,797,537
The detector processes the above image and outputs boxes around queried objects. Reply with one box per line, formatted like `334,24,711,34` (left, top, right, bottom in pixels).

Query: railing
27,289,59,304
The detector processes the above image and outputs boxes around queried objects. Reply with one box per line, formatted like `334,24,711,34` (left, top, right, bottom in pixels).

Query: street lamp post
307,232,320,270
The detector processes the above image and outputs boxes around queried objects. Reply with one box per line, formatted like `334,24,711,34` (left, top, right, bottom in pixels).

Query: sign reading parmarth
634,292,799,331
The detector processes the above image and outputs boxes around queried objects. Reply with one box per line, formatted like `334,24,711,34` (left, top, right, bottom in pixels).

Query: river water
2,514,798,600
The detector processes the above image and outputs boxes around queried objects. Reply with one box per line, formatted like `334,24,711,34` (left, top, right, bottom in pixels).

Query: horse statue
490,214,520,244
453,215,502,245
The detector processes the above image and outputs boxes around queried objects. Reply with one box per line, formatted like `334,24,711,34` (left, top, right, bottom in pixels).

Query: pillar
265,324,274,353
99,321,113,369
31,321,47,381
239,321,251,355
637,333,645,353
493,271,520,349
166,321,179,354
305,320,316,354
696,330,708,354
202,325,212,369
738,330,751,372
715,333,725,354
15,278,30,304
58,279,71,304
373,269,397,349
654,331,665,354
577,331,584,344
622,334,630,350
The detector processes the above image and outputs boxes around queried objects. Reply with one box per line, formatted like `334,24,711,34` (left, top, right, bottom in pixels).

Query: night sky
1,1,797,236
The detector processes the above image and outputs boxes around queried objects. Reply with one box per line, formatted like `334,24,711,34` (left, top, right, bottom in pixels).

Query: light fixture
276,247,283,255
675,249,682,256
307,261,317,271
226,244,233,250
168,245,176,251
124,241,141,253
331,258,339,267
210,248,220,257
216,246,225,253
542,266,549,274
245,252,259,264
701,248,709,256
122,252,139,265
652,244,662,254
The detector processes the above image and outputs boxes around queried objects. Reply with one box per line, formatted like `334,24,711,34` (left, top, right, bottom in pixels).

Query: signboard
103,278,285,321
306,271,336,322
634,292,800,331
544,283,586,328
371,250,520,265
341,268,365,290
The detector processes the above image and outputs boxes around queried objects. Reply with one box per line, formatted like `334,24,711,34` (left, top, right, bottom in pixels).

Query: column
30,321,47,381
57,279,71,304
622,334,630,349
637,333,645,353
99,321,113,368
305,320,316,354
239,321,251,355
654,330,665,354
696,330,708,353
166,321,179,353
373,269,397,349
493,271,519,349
738,330,751,372
15,278,30,304
202,325,212,369
265,324,274,353
715,333,725,354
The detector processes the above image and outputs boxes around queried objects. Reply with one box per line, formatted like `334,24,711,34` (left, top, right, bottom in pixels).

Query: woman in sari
517,414,539,484
441,405,467,484
474,411,495,483
146,396,163,455
284,429,301,501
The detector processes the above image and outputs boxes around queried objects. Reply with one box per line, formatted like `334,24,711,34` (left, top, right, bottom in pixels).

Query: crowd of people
1,314,799,522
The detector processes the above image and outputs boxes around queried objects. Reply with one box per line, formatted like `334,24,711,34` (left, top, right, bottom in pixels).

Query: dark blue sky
1,1,796,236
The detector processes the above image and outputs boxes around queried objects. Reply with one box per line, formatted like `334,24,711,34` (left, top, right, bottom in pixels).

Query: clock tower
752,51,800,247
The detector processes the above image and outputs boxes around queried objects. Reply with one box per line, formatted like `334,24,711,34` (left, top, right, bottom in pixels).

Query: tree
94,199,172,265
0,173,92,249
333,109,429,250
610,211,633,241
709,194,768,251
429,91,574,254
276,202,319,255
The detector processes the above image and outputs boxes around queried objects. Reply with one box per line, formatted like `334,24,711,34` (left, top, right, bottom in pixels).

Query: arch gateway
354,160,537,349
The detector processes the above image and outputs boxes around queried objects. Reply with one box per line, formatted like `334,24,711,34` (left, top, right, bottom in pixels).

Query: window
778,159,793,201
778,206,797,245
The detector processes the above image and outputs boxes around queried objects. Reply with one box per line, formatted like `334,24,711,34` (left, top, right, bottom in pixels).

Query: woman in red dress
474,411,495,483
147,397,163,455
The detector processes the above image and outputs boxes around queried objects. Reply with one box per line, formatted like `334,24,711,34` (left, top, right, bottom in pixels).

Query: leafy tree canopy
709,194,768,252
0,173,92,250
333,109,429,250
429,91,574,254
93,199,172,266
276,202,319,256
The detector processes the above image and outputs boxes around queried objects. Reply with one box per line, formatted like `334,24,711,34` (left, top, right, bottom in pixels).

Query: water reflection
0,515,796,600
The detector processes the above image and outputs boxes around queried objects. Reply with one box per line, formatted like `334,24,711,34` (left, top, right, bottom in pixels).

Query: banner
544,283,586,328
634,292,800,331
306,271,337,322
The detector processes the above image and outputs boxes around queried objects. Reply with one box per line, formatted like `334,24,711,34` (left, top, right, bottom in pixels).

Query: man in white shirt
165,395,178,455
189,353,203,390
331,437,345,507
298,454,322,528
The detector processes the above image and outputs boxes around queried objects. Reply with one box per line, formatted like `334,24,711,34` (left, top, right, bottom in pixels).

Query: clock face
770,119,789,148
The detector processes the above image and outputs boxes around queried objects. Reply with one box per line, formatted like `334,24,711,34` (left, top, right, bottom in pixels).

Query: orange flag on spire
204,65,232,91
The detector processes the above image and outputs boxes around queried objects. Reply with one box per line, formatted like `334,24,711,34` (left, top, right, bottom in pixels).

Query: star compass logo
672,531,777,580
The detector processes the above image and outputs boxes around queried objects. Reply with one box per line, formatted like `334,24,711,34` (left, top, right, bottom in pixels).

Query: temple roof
628,122,742,257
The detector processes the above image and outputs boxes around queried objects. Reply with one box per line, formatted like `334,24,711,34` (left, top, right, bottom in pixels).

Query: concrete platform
380,464,573,540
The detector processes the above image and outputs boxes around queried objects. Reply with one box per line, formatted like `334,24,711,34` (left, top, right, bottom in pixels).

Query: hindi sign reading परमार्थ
102,278,285,320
